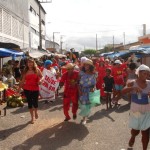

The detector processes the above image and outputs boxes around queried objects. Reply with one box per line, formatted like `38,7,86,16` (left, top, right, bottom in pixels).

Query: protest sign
39,68,59,99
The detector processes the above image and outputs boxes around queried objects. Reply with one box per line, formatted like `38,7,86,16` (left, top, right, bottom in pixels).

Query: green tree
103,46,113,53
83,49,97,56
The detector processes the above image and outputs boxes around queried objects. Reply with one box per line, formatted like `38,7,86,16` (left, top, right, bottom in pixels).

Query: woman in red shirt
19,58,43,124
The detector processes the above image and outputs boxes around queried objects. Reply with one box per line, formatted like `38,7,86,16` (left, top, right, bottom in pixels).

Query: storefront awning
0,48,24,58
29,51,46,58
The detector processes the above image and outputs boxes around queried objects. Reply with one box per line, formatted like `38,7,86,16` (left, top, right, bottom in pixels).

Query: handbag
89,89,100,104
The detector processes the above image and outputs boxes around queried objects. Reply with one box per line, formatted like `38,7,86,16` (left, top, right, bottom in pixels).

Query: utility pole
143,24,146,36
39,4,42,50
113,35,114,52
96,34,97,50
123,32,125,50
53,32,60,51
60,40,63,54
38,0,52,50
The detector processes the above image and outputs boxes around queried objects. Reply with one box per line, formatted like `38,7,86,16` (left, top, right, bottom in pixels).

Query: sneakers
82,117,87,125
82,120,87,125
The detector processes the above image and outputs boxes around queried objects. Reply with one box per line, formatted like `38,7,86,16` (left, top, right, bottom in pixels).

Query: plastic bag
89,89,100,105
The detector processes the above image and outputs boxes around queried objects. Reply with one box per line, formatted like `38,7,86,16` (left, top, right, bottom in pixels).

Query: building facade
45,40,59,53
0,0,46,50
29,0,46,49
138,34,150,45
0,0,29,48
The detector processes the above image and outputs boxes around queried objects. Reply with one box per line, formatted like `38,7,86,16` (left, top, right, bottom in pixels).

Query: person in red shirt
97,57,106,98
104,58,112,70
18,58,43,124
60,63,79,121
112,59,125,105
92,58,99,72
51,58,59,68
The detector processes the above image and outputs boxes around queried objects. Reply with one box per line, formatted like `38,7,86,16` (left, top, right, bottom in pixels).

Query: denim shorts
115,84,123,91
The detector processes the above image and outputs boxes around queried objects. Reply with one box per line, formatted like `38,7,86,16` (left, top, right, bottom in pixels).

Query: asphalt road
0,95,150,150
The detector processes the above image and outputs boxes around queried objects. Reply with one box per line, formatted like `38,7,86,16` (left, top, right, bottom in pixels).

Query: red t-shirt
112,66,124,85
60,71,79,91
105,64,112,70
98,66,106,78
23,74,40,91
61,68,67,74
51,63,59,68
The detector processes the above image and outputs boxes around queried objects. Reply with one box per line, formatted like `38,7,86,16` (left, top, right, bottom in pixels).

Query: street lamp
60,35,65,54
53,32,60,50
45,22,51,40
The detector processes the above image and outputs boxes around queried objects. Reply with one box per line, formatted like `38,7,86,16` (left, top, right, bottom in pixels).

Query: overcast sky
42,0,150,52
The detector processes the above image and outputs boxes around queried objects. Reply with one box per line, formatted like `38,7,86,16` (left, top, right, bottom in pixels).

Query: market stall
0,48,24,72
0,48,25,115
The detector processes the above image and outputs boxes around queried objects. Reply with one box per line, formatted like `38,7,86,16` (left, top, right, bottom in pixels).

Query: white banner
39,68,59,99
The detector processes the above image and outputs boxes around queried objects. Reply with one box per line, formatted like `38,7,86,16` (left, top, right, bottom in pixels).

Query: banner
39,68,59,99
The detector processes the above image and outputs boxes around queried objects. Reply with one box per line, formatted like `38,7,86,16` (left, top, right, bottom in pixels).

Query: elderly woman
79,59,97,124
121,64,150,150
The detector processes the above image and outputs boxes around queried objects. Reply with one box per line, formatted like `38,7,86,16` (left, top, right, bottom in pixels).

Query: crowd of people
1,52,150,149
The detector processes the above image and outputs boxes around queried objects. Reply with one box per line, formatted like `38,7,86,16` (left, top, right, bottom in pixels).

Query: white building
0,0,46,50
0,0,29,48
29,0,46,49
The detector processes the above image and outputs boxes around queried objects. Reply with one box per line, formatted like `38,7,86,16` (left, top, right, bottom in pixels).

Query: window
29,6,36,16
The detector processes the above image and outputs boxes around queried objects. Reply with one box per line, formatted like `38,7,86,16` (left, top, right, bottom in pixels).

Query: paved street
0,95,150,150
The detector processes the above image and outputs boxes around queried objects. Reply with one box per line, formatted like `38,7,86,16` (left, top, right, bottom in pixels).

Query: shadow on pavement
0,122,29,141
87,102,130,123
115,102,130,113
88,107,116,123
12,122,89,150
11,96,63,115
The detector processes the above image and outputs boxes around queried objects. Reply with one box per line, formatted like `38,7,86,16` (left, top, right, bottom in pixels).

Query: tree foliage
103,46,113,53
83,49,97,56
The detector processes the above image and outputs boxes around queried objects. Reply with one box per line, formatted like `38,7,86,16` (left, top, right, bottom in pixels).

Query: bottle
137,92,141,99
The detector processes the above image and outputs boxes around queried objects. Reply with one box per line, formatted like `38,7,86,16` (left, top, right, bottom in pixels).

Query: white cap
114,60,122,64
81,57,88,63
135,64,150,75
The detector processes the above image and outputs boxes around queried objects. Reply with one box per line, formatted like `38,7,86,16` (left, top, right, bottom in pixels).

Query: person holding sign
60,63,79,121
40,60,59,103
18,58,43,124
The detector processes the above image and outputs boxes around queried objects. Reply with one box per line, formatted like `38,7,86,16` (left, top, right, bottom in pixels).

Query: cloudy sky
41,0,150,52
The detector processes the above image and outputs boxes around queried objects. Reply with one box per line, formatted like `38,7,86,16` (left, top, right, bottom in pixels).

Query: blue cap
44,60,52,68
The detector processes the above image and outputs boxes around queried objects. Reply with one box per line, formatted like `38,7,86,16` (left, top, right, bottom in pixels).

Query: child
103,68,115,110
